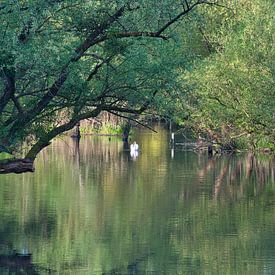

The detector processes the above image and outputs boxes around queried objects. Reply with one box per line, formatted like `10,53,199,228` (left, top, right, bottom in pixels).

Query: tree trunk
0,158,34,174
71,122,81,139
122,121,131,143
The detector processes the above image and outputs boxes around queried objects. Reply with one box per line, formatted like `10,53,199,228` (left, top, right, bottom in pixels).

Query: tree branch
25,108,101,159
155,0,204,36
7,6,126,139
101,90,158,114
86,56,113,81
0,67,16,115
107,110,157,133
6,1,206,144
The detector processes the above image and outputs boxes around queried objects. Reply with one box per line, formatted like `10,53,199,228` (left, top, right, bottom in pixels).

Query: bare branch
86,56,113,81
107,110,157,133
35,3,82,33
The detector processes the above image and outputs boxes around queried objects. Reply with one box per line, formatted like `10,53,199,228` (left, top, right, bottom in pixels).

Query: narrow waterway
0,125,274,274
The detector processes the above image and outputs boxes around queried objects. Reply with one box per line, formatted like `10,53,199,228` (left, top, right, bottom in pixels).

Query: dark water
0,125,274,274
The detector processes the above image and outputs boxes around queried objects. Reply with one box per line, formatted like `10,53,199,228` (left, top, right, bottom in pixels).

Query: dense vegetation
0,0,274,172
176,0,275,150
0,0,212,160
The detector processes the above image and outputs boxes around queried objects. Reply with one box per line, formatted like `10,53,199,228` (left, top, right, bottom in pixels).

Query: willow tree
0,0,219,173
176,0,275,150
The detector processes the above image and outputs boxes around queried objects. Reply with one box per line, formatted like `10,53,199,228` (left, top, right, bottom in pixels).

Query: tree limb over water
0,0,218,173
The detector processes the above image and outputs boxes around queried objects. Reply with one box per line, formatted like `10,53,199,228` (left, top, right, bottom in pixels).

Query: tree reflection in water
0,128,274,274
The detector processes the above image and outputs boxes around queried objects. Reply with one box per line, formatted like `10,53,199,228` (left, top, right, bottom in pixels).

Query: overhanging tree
0,0,217,173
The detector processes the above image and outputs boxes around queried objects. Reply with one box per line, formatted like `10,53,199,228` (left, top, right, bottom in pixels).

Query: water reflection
130,143,139,160
0,125,274,274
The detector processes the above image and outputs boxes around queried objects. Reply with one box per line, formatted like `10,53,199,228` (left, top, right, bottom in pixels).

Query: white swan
130,141,139,151
130,141,139,159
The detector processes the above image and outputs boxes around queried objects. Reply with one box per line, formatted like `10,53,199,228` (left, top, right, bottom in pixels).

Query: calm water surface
0,126,274,274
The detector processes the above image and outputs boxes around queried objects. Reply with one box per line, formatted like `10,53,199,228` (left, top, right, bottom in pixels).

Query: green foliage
0,152,12,160
80,123,124,135
1,0,273,162
175,0,275,150
0,0,208,160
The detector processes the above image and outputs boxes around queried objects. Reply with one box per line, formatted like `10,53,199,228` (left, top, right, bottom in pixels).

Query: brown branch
208,96,227,107
111,31,169,40
202,1,233,10
86,56,113,81
25,108,101,159
6,1,207,143
74,6,126,59
82,1,208,46
11,95,23,114
155,1,203,36
108,110,157,133
198,25,214,53
35,3,82,33
86,62,105,81
8,6,126,134
101,90,158,114
0,68,16,115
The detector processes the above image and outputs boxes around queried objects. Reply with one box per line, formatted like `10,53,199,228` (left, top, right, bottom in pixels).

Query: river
0,125,274,274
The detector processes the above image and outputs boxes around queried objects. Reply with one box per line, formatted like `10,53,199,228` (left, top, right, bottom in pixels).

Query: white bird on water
130,141,139,151
130,141,139,159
